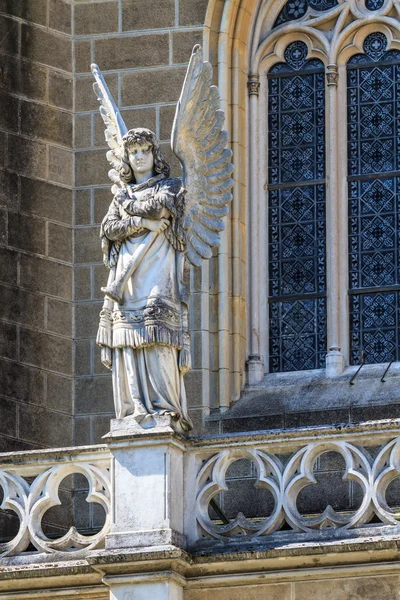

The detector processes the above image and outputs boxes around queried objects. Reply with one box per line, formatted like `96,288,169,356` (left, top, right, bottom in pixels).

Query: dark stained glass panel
348,33,400,365
268,42,327,372
366,0,385,9
274,0,338,28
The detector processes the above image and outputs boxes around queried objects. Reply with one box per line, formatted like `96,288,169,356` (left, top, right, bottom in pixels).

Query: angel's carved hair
119,128,170,184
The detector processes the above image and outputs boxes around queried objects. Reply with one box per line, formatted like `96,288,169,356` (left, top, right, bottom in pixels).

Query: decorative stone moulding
193,423,400,543
0,446,111,557
3,422,400,557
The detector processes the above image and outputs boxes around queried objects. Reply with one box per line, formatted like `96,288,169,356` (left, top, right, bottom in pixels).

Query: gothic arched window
348,32,400,365
268,41,327,372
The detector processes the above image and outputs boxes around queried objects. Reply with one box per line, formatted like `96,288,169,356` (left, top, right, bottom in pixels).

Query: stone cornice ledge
188,418,400,448
2,535,400,590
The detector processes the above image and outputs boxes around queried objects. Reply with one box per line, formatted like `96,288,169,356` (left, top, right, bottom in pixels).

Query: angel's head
119,128,170,184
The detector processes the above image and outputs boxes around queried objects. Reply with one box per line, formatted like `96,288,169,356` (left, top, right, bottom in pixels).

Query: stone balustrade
2,419,400,561
0,444,111,557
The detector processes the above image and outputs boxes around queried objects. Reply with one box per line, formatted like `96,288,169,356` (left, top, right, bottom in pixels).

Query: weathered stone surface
21,24,72,72
0,207,7,244
93,188,112,224
0,397,17,437
178,0,208,26
186,585,291,600
75,114,92,150
47,223,73,262
0,56,48,102
47,298,73,336
46,372,73,413
19,254,73,299
294,576,400,600
76,74,118,112
74,415,91,446
74,339,92,376
0,90,19,133
122,0,175,30
75,302,103,338
18,404,73,446
75,226,102,263
122,67,186,106
75,189,92,227
0,0,48,25
0,359,44,403
48,146,73,186
92,414,113,443
20,177,73,224
159,104,177,140
20,328,73,375
7,135,47,179
0,284,45,328
48,71,73,110
74,40,92,74
21,101,73,146
93,33,169,71
0,247,18,285
285,408,350,429
0,15,21,54
172,29,203,64
0,170,18,208
184,370,203,408
75,376,113,414
0,321,17,361
74,266,92,301
48,0,72,34
75,150,110,186
221,414,284,433
75,2,119,35
8,211,46,255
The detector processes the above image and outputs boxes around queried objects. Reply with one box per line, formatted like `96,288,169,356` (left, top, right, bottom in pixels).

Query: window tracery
348,32,400,364
251,0,400,377
268,42,327,372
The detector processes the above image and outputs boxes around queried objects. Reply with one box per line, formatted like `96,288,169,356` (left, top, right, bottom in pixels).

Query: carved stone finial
326,64,338,86
247,73,260,96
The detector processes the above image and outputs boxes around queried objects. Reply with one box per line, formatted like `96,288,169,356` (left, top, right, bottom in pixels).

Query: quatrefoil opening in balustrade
0,463,110,557
283,443,373,532
290,450,366,530
196,450,284,540
41,473,107,546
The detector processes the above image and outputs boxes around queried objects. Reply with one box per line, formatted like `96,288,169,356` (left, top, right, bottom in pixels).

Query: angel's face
128,143,154,180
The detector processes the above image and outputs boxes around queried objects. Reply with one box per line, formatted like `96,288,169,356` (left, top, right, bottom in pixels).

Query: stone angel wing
91,63,128,191
171,45,234,267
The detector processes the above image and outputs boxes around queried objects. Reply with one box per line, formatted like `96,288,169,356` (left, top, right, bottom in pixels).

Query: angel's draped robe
96,175,192,431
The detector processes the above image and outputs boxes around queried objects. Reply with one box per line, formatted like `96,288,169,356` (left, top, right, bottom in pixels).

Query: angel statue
92,45,233,433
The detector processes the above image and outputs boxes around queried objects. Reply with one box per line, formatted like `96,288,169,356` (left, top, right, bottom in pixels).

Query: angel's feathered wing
91,63,128,190
171,45,234,267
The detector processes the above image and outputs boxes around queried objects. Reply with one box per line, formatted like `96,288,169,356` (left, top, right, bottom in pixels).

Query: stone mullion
325,63,345,376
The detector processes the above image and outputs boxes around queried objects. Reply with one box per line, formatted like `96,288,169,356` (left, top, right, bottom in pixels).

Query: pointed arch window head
274,0,339,28
348,32,400,365
268,41,327,373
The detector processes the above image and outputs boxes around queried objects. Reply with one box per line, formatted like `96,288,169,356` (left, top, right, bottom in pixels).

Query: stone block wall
0,0,74,450
0,0,209,451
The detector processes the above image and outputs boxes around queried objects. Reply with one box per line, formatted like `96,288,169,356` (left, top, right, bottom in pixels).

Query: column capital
247,73,260,96
326,64,339,86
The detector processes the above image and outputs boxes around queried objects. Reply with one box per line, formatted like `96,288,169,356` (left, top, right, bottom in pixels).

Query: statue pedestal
104,415,186,551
